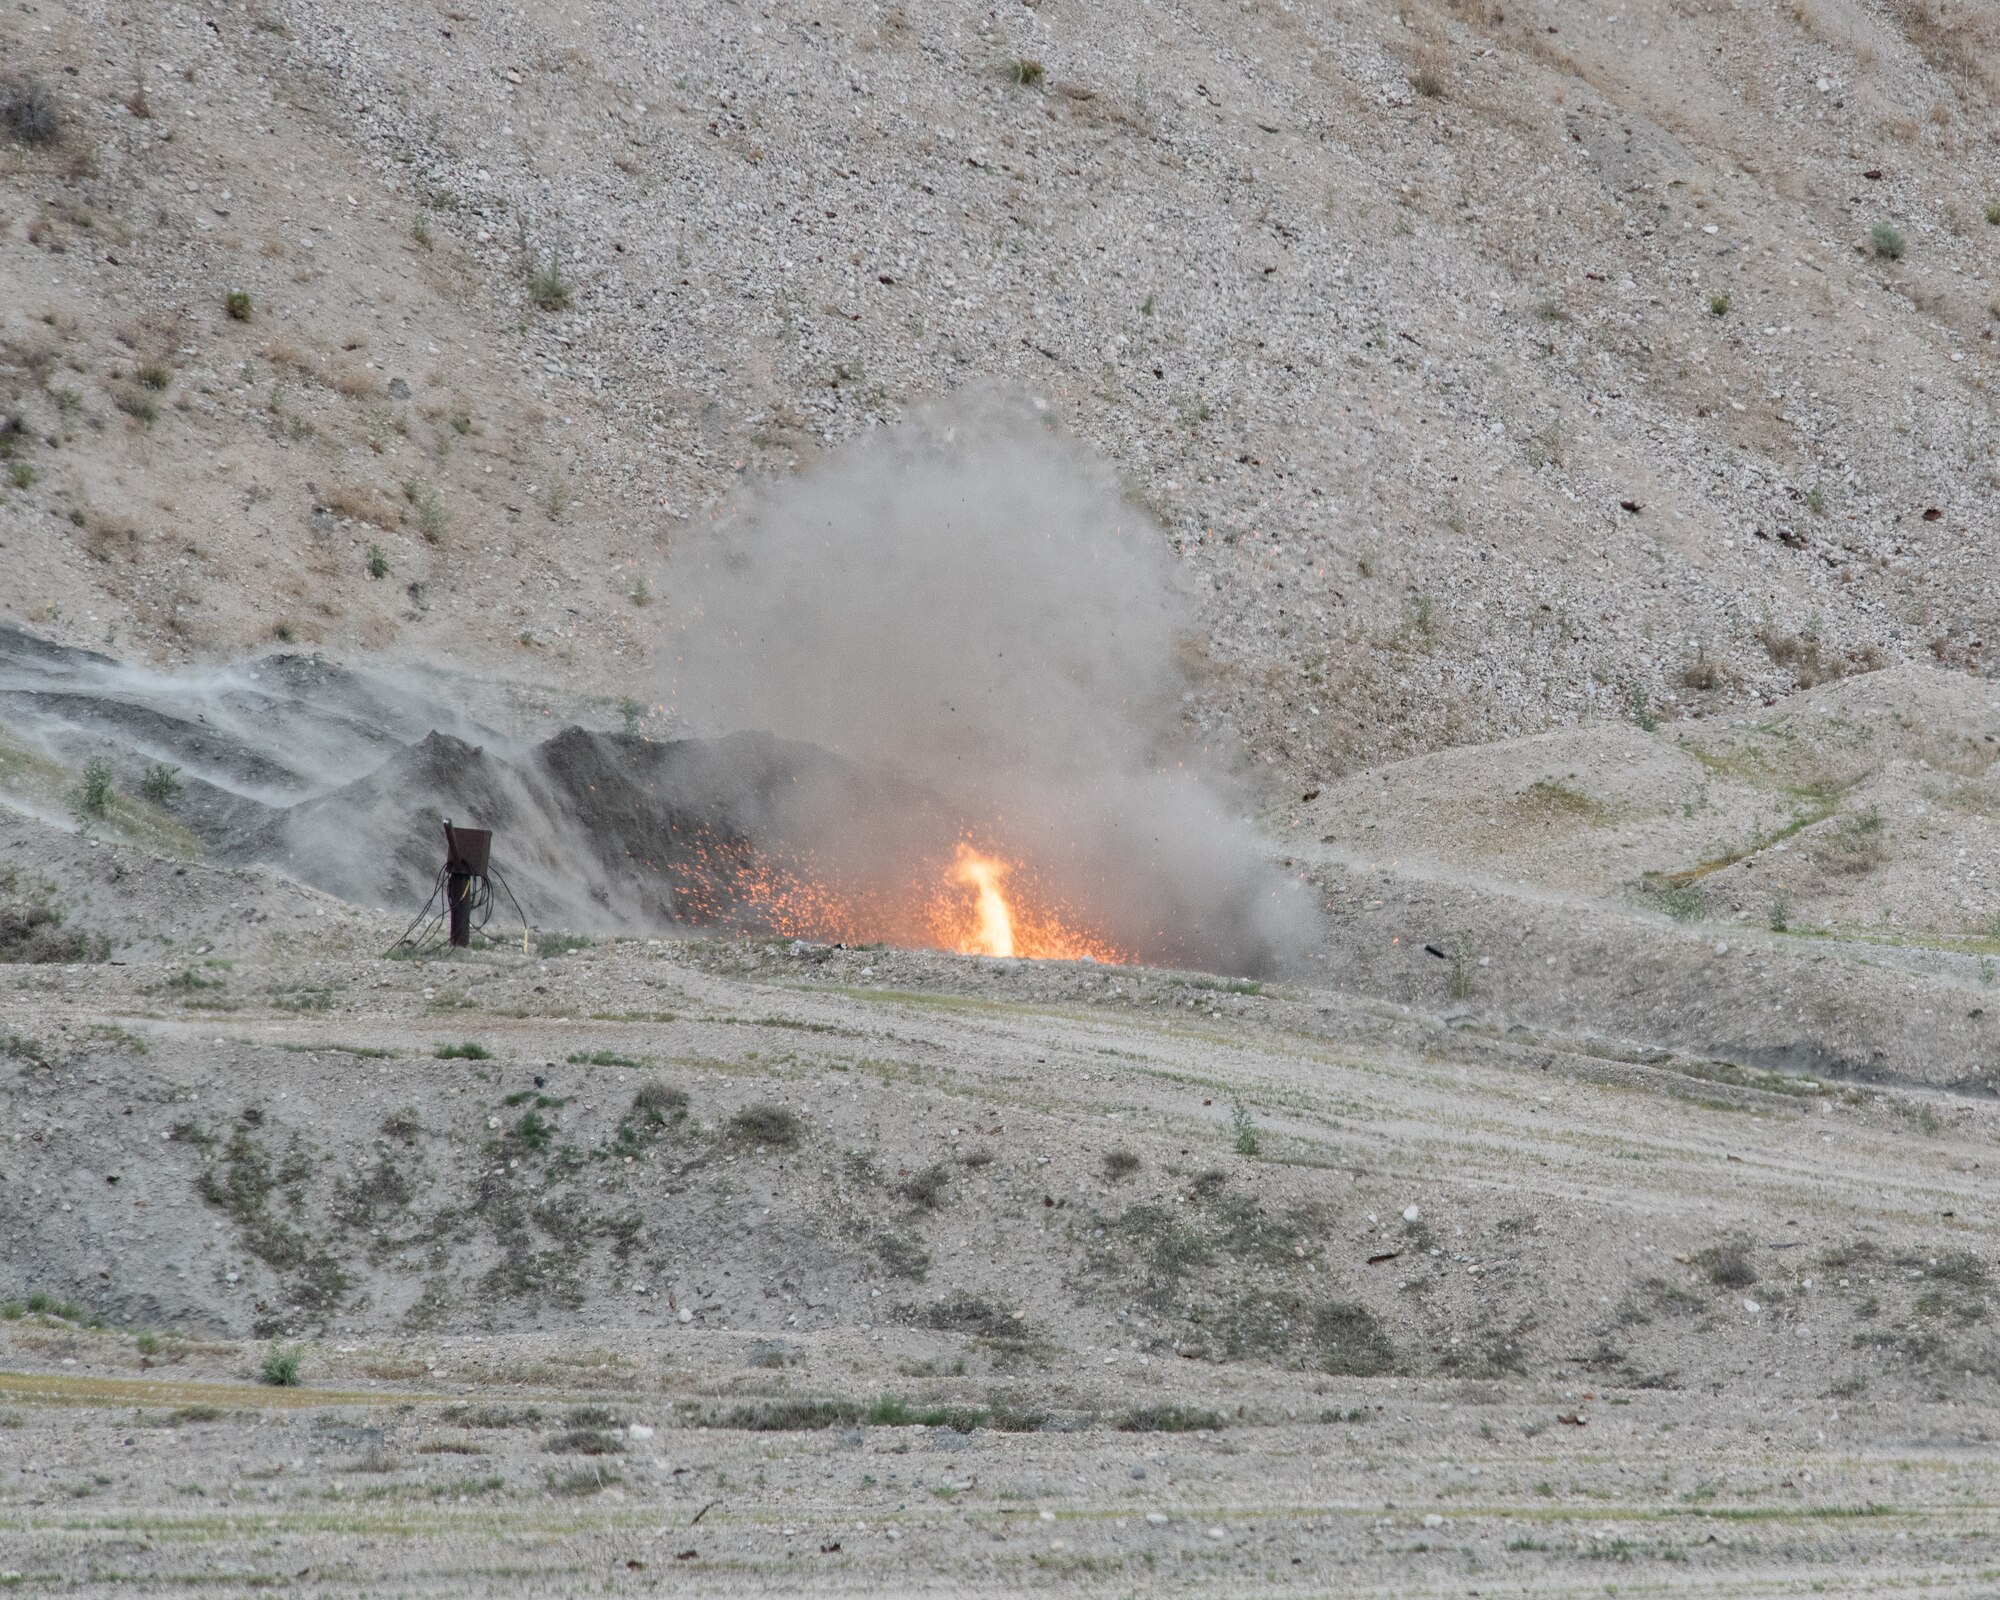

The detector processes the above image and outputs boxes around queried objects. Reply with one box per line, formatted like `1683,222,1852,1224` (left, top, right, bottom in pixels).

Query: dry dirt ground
7,656,2000,1595
5,929,2000,1597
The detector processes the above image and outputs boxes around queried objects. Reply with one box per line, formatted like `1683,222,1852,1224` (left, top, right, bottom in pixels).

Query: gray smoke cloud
659,399,1317,976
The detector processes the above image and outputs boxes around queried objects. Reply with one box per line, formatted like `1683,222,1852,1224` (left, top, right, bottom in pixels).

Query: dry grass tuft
321,484,404,530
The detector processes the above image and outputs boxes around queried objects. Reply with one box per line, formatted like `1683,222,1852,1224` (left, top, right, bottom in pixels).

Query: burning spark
680,827,1129,965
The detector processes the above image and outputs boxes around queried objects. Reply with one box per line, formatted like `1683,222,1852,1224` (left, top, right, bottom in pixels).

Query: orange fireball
930,841,1126,964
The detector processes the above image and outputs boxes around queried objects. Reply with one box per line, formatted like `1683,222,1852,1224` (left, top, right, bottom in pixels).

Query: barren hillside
5,0,1999,778
9,5,2000,1594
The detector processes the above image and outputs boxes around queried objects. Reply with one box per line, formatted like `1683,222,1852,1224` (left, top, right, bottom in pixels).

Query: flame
953,845,1017,957
930,840,1127,963
672,827,1129,965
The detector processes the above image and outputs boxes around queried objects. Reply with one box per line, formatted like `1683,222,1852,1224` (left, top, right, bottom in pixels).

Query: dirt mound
234,723,918,935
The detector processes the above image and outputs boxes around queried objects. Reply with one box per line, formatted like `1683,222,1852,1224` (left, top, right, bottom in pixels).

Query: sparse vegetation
137,362,172,391
1823,805,1888,874
1008,57,1046,88
1116,1404,1224,1433
546,1426,623,1456
261,1342,302,1387
434,1041,491,1060
1694,1238,1757,1289
1104,1148,1142,1181
729,1102,801,1148
866,1397,985,1431
139,763,181,805
225,290,253,321
3,77,61,145
527,262,572,312
366,543,388,579
1447,933,1476,1001
897,1163,951,1210
1708,292,1731,316
69,757,114,819
1986,201,2000,227
724,1398,861,1431
1679,649,1725,692
632,1081,688,1124
1649,878,1707,923
514,1109,553,1151
412,485,447,543
1230,1099,1260,1156
1870,221,1905,260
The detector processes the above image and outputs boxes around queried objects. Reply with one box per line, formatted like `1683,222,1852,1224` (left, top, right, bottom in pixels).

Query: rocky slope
4,0,1999,784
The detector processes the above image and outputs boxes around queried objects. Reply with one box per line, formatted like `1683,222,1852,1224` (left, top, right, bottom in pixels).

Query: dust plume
659,399,1316,976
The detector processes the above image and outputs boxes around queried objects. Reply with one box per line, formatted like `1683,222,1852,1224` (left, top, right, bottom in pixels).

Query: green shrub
723,1399,861,1431
514,1109,552,1151
1230,1100,1259,1156
1116,1404,1224,1433
262,1342,302,1387
69,758,113,818
527,264,571,312
8,463,34,489
225,290,253,321
412,486,447,543
366,543,388,579
1708,292,1731,317
140,763,181,805
1870,221,1905,260
1008,57,1045,87
866,1397,986,1431
434,1041,491,1060
1653,880,1707,923
137,363,172,391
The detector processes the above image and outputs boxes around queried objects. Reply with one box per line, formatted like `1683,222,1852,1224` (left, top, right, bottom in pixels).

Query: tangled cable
383,833,527,958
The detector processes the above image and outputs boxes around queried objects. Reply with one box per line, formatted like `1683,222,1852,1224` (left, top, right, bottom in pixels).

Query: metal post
448,870,473,947
442,819,492,950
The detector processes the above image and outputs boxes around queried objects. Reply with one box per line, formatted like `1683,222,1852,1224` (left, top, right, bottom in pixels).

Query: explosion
932,842,1125,963
705,835,1130,965
657,406,1317,979
953,845,1015,957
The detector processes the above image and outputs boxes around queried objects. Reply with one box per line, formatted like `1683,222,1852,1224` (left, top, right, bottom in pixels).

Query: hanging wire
383,859,527,958
385,865,451,958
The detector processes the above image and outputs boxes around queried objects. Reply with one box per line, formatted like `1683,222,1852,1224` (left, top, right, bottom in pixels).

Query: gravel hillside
5,0,1999,779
